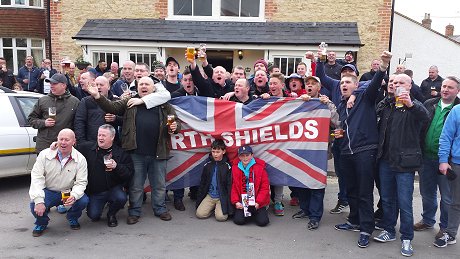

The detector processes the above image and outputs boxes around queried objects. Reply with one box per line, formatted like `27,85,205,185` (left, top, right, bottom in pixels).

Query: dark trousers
297,187,325,222
87,185,127,220
340,150,376,235
333,140,348,204
233,207,269,227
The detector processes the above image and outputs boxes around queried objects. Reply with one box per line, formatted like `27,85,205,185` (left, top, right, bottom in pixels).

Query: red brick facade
155,0,168,19
0,8,47,38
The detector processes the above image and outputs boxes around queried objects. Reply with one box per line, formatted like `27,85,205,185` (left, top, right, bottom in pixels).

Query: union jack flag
166,96,331,190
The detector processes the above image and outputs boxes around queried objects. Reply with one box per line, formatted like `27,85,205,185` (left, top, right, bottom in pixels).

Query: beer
395,87,404,108
103,154,112,171
186,47,196,61
198,43,207,62
167,114,175,126
319,42,328,62
48,107,56,120
61,190,71,202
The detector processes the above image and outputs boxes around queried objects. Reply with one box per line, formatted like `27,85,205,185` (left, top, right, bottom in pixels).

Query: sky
394,0,460,35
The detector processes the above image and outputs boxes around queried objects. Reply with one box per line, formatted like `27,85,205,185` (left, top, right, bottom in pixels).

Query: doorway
206,50,234,72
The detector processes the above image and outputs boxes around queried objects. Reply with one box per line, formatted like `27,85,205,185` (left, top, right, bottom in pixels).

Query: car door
0,95,39,178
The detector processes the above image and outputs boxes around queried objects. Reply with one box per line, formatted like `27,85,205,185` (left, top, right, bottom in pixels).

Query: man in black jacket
0,57,15,89
74,76,122,146
78,124,134,227
420,65,444,101
373,73,429,257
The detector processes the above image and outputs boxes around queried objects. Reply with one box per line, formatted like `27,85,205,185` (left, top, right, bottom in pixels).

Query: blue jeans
30,188,89,226
340,150,376,235
129,154,167,217
419,157,452,229
297,187,325,222
379,160,415,241
87,185,127,220
333,140,348,204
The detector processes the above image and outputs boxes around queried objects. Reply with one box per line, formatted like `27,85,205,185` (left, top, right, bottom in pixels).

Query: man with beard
188,54,232,98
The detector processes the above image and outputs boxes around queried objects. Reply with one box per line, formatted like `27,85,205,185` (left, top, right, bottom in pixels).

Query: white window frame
129,52,158,72
167,0,266,22
92,51,120,66
0,0,44,8
0,38,45,74
272,56,303,76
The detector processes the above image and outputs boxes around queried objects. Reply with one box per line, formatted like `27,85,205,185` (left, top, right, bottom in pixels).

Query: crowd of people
3,47,459,257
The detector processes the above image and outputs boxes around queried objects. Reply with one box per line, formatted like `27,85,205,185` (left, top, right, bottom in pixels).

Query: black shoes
107,214,118,227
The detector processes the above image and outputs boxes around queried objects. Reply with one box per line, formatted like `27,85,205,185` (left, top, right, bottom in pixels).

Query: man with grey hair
420,65,444,101
416,76,460,239
77,124,134,227
87,76,179,224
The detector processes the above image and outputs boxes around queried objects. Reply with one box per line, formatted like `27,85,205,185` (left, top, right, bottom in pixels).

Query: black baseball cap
166,57,180,69
45,73,67,84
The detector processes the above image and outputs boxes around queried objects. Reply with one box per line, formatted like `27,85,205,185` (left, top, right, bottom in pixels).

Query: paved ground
0,173,459,259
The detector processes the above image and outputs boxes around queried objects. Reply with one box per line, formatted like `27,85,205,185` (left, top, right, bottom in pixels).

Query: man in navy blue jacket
333,51,392,249
17,56,41,92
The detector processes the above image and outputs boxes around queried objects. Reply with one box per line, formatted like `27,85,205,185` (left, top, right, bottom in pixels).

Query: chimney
422,13,432,29
446,24,454,37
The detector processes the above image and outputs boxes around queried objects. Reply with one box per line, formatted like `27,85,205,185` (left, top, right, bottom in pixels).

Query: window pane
3,49,14,70
31,49,43,66
17,50,27,68
106,54,113,65
29,0,41,6
280,58,287,75
16,38,27,47
221,0,239,16
174,0,192,15
3,38,13,47
31,39,42,47
15,0,25,4
1,0,12,5
194,0,212,16
17,97,39,120
113,53,119,63
287,58,295,75
129,53,135,61
241,0,259,17
136,53,142,62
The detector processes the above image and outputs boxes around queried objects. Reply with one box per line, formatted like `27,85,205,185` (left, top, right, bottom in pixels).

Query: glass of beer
198,43,207,62
61,189,71,202
334,122,344,139
186,46,196,61
121,83,129,93
167,114,175,133
319,42,328,62
48,107,56,120
395,87,404,108
103,154,112,171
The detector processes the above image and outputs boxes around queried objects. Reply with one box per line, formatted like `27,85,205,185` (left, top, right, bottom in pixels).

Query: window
129,53,157,72
169,0,264,21
273,56,302,76
92,52,119,65
0,38,45,74
0,0,43,7
15,96,39,125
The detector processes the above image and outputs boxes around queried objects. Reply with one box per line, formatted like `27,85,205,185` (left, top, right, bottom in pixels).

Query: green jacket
28,91,80,153
95,95,180,159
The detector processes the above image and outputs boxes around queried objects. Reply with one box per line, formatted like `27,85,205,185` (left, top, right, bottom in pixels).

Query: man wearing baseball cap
338,51,359,76
164,57,181,93
28,73,80,153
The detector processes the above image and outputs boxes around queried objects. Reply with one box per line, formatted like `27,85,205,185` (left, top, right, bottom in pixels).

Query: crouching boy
231,145,270,226
196,140,233,221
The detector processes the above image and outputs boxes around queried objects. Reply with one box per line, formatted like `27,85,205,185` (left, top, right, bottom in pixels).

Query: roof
73,19,362,46
450,35,460,43
395,11,460,46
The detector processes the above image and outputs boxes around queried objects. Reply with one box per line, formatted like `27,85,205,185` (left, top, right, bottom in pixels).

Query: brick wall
49,0,162,67
266,0,392,73
0,8,46,38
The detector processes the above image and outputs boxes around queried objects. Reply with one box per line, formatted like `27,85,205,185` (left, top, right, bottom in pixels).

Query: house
0,0,48,74
1,0,393,75
390,12,460,84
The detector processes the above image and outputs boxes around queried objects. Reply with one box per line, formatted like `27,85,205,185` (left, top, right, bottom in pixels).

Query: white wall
391,14,460,84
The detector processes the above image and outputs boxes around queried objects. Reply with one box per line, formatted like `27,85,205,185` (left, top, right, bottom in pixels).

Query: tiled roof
73,19,362,46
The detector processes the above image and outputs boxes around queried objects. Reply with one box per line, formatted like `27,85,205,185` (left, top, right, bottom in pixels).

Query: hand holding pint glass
395,87,404,108
45,107,56,127
332,121,344,139
103,153,113,171
167,114,176,134
186,46,196,62
319,42,328,62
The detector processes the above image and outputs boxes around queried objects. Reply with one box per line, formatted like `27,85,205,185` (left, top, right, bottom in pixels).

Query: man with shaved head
29,128,89,237
187,51,233,98
87,76,179,224
420,65,444,101
74,76,122,145
111,60,136,97
374,73,429,256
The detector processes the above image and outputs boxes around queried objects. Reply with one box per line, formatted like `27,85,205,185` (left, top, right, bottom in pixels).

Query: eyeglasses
135,69,147,72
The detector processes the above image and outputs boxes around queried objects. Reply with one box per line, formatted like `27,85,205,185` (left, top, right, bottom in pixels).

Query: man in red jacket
231,145,270,226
